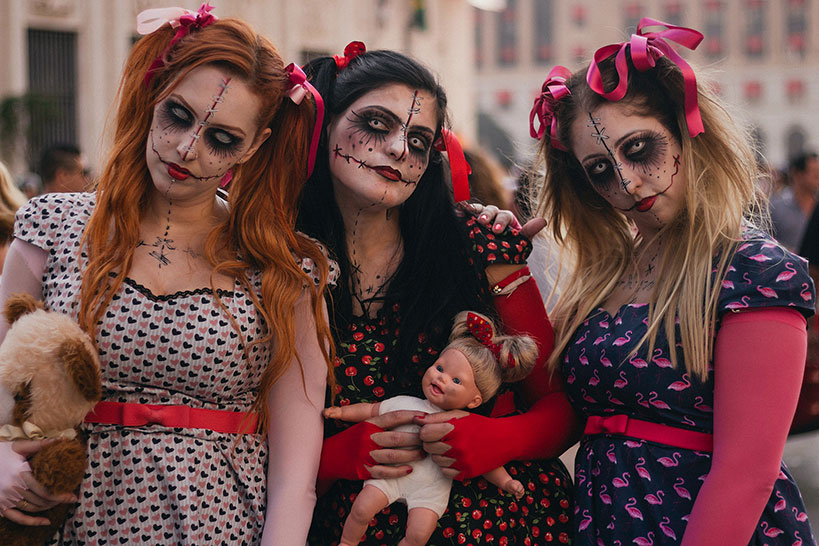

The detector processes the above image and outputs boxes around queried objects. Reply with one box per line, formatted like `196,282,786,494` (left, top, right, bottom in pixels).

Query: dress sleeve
718,234,815,319
681,308,807,545
260,291,327,545
13,193,79,253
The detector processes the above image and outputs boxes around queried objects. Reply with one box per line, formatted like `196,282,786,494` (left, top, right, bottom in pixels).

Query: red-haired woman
0,4,334,544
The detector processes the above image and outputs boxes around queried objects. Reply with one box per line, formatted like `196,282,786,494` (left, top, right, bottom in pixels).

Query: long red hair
79,18,333,432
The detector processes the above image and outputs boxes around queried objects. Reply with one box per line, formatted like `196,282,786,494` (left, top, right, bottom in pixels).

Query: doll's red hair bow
586,17,704,138
466,312,515,369
529,65,572,151
137,3,218,86
334,41,367,71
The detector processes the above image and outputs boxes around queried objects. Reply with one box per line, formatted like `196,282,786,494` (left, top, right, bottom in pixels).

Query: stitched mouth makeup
333,145,417,185
167,163,191,181
616,155,680,213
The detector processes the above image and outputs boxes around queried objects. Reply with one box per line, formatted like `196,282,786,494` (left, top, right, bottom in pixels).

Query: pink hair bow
334,41,367,71
466,312,515,369
284,63,325,178
137,3,218,87
529,65,572,151
586,17,705,138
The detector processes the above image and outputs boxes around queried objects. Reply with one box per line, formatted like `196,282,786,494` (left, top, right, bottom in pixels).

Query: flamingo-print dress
563,231,817,545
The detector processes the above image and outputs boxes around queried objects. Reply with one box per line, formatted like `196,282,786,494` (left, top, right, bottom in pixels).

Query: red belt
84,401,258,434
584,414,713,452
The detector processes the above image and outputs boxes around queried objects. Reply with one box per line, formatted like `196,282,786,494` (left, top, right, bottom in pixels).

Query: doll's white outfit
365,395,451,516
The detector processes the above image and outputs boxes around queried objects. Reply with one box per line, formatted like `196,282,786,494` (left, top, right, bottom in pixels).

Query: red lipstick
373,166,402,182
167,163,190,181
635,196,657,212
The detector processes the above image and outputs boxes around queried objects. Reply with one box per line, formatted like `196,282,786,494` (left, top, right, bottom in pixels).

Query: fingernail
406,468,413,475
494,223,502,231
416,415,425,420
480,215,488,221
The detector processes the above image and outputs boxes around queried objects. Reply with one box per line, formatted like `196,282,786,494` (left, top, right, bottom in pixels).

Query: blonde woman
0,160,26,271
531,18,816,545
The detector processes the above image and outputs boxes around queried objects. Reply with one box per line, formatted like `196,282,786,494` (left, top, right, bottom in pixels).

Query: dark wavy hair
299,49,491,385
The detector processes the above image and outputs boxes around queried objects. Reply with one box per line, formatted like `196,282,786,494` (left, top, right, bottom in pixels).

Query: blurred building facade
0,0,475,176
475,0,819,170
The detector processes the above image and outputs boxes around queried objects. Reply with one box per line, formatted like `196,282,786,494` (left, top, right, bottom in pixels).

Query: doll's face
145,64,271,200
421,349,483,411
327,83,437,212
569,102,687,236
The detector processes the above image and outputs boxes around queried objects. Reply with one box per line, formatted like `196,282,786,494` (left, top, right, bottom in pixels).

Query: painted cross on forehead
180,78,231,161
587,112,631,193
397,91,423,161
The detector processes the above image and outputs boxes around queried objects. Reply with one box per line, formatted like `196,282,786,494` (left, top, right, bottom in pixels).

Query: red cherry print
373,387,385,397
363,375,374,386
443,527,455,538
353,332,364,341
374,342,385,352
345,366,357,377
361,355,372,365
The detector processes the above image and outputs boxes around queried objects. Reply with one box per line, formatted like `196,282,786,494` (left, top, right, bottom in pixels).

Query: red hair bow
433,129,471,203
529,65,572,151
466,312,515,369
334,41,367,71
586,17,705,138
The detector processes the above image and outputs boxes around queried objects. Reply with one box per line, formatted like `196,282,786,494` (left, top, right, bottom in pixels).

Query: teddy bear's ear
4,293,44,324
59,339,102,402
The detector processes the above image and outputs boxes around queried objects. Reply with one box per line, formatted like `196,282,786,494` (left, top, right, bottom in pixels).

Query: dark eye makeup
158,100,243,157
582,130,669,189
348,109,432,157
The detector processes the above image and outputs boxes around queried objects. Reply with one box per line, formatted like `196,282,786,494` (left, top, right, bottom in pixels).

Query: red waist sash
584,413,713,452
84,401,258,434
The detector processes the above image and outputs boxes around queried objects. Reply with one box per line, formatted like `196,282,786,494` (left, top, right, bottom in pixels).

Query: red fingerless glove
442,391,581,480
317,421,382,494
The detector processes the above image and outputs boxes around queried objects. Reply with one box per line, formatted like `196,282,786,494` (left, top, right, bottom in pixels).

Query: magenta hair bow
586,17,704,138
529,65,572,151
284,63,325,178
137,3,219,87
334,41,367,71
466,312,515,369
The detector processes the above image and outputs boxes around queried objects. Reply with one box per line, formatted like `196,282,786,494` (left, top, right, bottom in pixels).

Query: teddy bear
0,293,101,545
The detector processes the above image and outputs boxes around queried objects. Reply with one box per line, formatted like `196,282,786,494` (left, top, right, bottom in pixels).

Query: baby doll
323,310,538,546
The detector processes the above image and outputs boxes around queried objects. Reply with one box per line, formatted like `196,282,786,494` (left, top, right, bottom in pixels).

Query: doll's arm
482,466,524,500
324,401,381,422
681,308,806,546
261,292,327,545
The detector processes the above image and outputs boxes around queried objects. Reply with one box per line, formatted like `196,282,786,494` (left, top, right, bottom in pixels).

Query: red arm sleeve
680,308,807,546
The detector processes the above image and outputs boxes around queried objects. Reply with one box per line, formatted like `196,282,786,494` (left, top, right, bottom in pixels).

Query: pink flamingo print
633,531,654,546
599,318,609,328
613,370,629,389
760,521,784,537
776,262,797,282
644,490,665,505
606,514,616,530
612,471,630,488
721,279,735,289
792,530,803,546
614,315,623,325
725,295,751,309
593,333,610,346
578,347,589,366
578,509,592,531
801,283,812,302
657,452,681,467
648,391,671,409
652,348,672,368
625,497,644,520
761,242,777,249
668,373,691,391
600,349,613,367
749,253,772,262
659,517,677,540
774,490,786,512
613,330,633,346
636,393,649,408
575,330,589,344
581,388,597,403
606,444,616,463
673,477,691,499
737,242,752,252
566,369,576,384
693,396,713,412
607,390,624,405
589,369,601,386
756,285,779,299
629,354,649,368
624,439,643,448
728,264,737,272
635,457,651,481
793,506,809,522
598,484,612,505
743,271,753,284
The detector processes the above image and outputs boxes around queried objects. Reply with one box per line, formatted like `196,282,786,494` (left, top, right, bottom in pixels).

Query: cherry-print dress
563,231,817,545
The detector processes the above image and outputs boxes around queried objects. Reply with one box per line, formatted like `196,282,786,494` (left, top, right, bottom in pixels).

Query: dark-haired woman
299,44,581,545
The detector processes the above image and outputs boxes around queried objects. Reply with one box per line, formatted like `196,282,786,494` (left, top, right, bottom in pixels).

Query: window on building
497,0,518,66
663,1,683,26
786,126,807,163
743,0,766,58
571,5,587,26
624,2,644,34
475,8,485,67
533,0,554,64
785,0,808,58
27,29,77,171
703,0,725,59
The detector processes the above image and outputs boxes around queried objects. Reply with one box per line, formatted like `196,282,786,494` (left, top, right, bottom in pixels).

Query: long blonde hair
536,53,760,381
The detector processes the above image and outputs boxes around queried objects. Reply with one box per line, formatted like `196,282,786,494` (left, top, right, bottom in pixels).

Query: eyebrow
362,105,436,139
580,129,644,164
169,94,248,139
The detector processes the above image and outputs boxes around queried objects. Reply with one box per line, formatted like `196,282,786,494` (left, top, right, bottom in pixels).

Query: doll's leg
483,466,524,499
398,507,439,546
339,484,390,546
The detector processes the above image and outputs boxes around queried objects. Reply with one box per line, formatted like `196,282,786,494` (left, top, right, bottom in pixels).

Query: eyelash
158,101,243,157
583,131,668,188
349,110,431,157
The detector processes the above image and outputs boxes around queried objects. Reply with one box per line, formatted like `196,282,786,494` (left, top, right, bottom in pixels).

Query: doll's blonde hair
536,52,760,382
446,311,539,401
